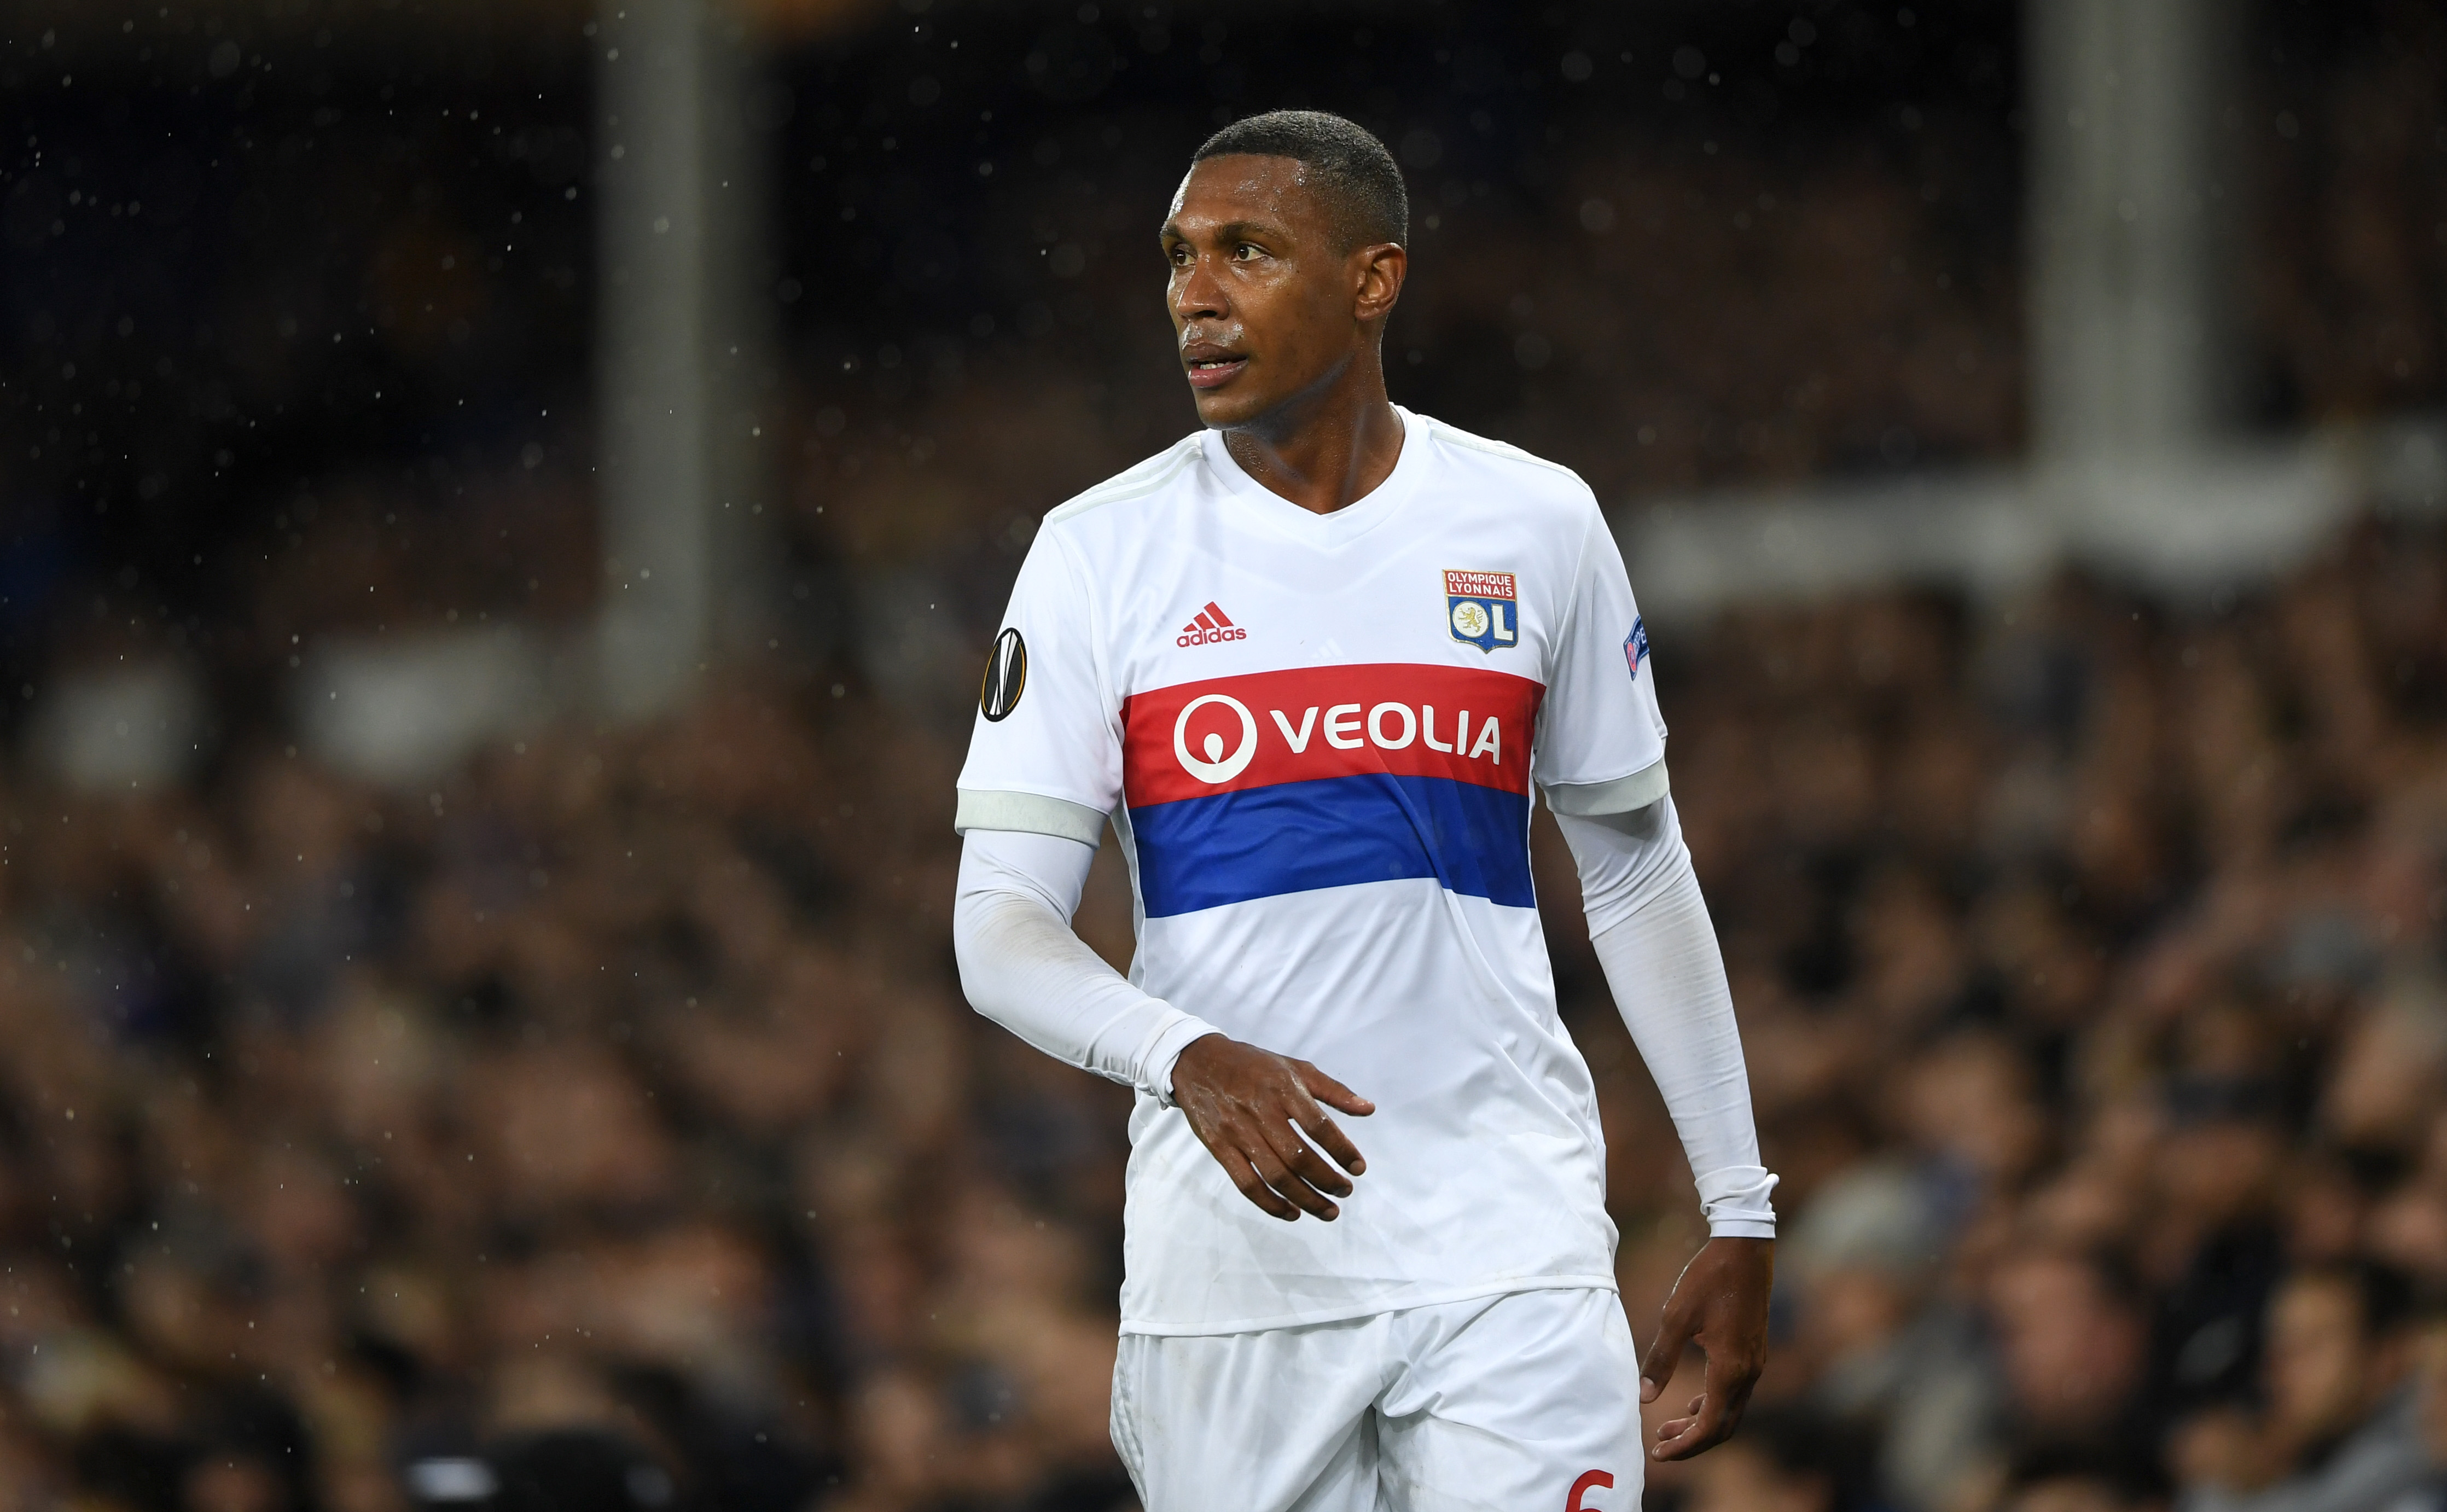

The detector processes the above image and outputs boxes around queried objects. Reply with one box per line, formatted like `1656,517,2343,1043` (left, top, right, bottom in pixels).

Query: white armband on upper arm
1542,759,1670,821
954,789,1109,848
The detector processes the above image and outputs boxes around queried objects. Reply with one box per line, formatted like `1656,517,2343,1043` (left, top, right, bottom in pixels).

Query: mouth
1182,342,1247,391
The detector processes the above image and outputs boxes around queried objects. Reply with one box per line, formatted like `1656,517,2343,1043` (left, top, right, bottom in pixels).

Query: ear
1352,242,1406,324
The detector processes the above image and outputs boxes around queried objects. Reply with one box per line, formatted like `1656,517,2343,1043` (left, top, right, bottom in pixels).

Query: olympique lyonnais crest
1444,569,1519,653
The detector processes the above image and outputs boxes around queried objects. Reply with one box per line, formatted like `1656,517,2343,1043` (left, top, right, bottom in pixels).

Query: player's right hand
1169,1034,1374,1222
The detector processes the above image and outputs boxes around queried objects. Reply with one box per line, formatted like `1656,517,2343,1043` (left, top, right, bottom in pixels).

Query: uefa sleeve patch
979,627,1027,721
1623,618,1649,680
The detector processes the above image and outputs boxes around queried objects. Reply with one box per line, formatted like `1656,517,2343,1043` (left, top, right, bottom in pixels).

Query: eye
1232,242,1261,261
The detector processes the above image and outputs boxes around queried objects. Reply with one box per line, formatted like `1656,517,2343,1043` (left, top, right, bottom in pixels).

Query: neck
1220,350,1404,516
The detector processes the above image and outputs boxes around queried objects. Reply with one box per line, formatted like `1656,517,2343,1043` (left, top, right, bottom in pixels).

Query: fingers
1175,1043,1373,1222
1638,1299,1697,1405
1195,1101,1349,1220
1295,1111,1367,1182
1679,1290,1763,1443
1211,1143,1301,1222
1285,1066,1368,1177
1653,1395,1705,1451
1653,1336,1761,1461
1242,1135,1344,1220
1644,1235,1774,1458
1262,1115,1355,1200
1295,1061,1377,1120
1652,1390,1729,1462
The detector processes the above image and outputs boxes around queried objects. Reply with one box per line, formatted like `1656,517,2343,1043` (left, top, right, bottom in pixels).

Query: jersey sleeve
954,527,1123,847
1535,502,1670,816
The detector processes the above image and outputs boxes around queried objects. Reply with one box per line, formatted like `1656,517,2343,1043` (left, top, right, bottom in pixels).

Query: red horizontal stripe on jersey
1121,663,1543,809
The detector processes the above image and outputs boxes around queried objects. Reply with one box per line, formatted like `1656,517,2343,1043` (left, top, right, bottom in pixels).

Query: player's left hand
1638,1236,1772,1461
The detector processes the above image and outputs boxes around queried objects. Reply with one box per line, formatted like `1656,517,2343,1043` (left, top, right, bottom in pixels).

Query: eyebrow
1160,217,1293,244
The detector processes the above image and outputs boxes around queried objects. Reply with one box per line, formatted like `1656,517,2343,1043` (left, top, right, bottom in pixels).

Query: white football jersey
956,406,1670,1335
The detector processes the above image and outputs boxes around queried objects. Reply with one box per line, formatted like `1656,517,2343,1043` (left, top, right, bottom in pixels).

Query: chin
1190,386,1274,429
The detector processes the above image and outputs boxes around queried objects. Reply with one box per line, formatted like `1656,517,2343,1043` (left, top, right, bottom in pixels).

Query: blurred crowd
2,7,2445,1512
2251,0,2447,427
0,663,1138,1512
18,0,2447,695
4,504,2447,1512
1627,515,2447,1512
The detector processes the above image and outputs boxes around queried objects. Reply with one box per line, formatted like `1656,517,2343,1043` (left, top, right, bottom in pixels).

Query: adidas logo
1176,601,1247,648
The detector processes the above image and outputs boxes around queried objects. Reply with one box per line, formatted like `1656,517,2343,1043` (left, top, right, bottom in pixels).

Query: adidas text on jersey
1176,600,1247,647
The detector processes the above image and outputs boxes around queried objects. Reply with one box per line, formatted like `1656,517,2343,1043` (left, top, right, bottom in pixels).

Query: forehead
1165,154,1333,237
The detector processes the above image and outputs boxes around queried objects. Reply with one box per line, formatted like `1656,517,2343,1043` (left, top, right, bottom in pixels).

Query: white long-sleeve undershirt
952,797,1776,1237
952,829,1222,1106
1553,796,1779,1237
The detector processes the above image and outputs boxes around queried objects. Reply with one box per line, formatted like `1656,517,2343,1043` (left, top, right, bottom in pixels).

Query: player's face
1160,155,1403,429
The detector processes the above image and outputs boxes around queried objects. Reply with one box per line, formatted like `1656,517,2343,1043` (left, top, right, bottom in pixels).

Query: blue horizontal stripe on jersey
1128,772,1533,918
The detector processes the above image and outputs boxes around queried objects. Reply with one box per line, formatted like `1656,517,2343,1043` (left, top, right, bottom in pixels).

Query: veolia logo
1172,693,1257,783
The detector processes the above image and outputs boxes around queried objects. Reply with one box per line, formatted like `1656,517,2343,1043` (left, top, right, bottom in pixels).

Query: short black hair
1193,109,1408,249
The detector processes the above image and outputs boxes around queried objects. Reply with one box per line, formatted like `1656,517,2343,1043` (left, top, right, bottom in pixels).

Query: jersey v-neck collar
1197,405,1425,548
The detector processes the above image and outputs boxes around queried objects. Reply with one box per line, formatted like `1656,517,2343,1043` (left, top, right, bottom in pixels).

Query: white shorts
1109,1287,1643,1512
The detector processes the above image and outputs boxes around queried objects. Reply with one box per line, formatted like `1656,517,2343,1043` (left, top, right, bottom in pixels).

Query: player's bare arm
1641,1236,1774,1461
1168,1034,1374,1222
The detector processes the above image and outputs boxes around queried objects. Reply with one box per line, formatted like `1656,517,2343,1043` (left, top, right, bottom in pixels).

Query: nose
1172,250,1227,324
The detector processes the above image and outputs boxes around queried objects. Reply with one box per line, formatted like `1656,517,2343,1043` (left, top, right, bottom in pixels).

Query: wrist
1696,1164,1778,1238
1142,1019,1226,1109
1704,1220,1778,1242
